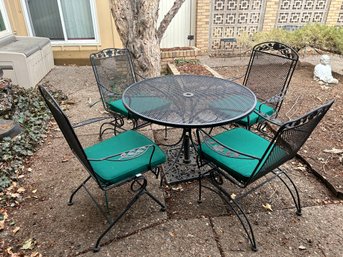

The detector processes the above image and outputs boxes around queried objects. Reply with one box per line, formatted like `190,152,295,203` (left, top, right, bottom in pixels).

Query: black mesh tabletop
122,75,256,128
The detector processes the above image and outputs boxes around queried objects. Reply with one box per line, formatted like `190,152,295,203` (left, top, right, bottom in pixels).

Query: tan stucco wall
4,0,123,64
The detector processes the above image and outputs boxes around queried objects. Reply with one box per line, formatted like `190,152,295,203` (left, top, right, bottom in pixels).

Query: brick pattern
196,0,211,54
336,1,343,25
160,47,198,72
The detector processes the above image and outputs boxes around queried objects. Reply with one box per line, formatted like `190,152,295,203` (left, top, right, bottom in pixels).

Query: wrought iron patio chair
38,85,166,252
196,100,334,251
236,41,299,129
90,48,149,139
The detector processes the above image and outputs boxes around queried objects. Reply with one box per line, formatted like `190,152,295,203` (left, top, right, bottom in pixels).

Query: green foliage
174,59,200,66
0,86,52,191
241,24,343,55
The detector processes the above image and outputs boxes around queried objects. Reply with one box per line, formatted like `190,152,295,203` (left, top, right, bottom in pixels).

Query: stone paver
79,218,221,257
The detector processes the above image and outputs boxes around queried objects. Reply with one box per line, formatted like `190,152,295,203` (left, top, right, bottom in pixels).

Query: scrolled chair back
249,99,334,183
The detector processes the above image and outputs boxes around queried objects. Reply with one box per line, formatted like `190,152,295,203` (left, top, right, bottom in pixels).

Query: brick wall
326,0,342,25
195,0,211,54
263,0,280,31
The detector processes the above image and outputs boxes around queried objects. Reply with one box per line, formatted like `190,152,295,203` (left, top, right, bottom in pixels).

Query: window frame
0,0,12,38
21,0,99,46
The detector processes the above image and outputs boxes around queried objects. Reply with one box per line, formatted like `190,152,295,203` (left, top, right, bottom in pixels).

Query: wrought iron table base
161,128,208,184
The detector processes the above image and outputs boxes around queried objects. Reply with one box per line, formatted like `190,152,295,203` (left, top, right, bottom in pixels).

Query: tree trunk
110,0,186,78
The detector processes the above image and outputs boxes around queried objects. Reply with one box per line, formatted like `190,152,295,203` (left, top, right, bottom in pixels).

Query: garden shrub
241,24,343,55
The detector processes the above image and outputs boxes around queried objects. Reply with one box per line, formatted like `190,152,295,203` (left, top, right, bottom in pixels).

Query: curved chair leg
210,180,257,251
68,176,91,205
276,171,302,216
99,117,125,139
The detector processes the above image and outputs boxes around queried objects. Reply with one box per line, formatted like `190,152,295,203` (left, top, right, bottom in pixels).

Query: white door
0,0,12,37
158,0,196,48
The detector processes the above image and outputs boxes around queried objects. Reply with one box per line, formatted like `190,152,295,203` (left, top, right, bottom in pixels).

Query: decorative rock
0,79,13,115
0,119,22,139
313,55,339,85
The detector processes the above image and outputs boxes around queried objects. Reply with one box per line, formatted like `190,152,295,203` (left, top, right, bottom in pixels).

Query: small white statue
313,55,339,85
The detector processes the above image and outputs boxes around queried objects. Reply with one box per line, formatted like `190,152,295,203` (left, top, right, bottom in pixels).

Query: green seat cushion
237,101,275,127
108,97,169,117
84,130,166,186
108,99,130,116
200,128,270,184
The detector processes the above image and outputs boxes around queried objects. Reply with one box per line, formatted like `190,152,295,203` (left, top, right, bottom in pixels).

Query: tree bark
110,0,186,78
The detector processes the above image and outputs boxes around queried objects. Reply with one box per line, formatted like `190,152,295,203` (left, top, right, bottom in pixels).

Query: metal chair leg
68,176,91,205
93,186,145,252
144,190,166,211
210,179,257,251
276,170,302,216
164,126,168,140
93,177,165,252
198,172,203,204
99,117,125,139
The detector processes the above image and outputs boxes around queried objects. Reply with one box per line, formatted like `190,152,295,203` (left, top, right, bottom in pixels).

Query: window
0,0,12,37
22,0,98,44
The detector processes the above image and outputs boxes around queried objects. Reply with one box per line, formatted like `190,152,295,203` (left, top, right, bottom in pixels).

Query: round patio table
122,75,256,183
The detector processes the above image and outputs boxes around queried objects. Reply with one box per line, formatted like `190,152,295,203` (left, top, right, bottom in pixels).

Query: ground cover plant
0,85,66,194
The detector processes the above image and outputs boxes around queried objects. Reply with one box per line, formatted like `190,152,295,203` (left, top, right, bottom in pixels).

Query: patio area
2,56,343,256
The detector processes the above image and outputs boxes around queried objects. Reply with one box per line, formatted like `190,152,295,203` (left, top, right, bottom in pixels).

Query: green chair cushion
200,128,271,184
108,98,169,118
108,99,130,116
85,130,166,186
237,101,275,127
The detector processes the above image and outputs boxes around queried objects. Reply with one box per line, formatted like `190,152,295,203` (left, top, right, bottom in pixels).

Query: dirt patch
161,47,195,51
177,63,213,76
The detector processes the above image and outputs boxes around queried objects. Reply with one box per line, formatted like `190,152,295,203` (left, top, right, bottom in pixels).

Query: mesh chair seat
85,130,166,186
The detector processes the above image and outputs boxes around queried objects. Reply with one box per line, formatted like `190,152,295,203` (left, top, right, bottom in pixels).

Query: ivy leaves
0,85,54,191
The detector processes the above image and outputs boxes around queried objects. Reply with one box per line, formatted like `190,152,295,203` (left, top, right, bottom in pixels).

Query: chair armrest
197,129,260,160
227,64,248,81
254,93,285,126
88,144,157,166
227,73,245,82
72,116,112,128
261,93,284,105
253,110,283,126
97,82,121,98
